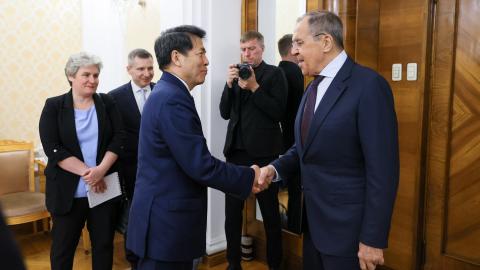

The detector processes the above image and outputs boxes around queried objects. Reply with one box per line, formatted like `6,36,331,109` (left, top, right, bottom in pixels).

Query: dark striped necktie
301,75,325,146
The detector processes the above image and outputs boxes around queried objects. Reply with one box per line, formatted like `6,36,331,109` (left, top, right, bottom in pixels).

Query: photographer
219,31,288,270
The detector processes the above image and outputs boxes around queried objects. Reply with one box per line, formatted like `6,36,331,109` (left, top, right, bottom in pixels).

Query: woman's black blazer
39,90,125,215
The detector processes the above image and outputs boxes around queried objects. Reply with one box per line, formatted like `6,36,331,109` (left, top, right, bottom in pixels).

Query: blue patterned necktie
301,75,325,146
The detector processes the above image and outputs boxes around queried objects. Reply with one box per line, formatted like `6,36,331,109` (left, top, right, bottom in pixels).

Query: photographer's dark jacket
220,61,288,158
39,91,125,215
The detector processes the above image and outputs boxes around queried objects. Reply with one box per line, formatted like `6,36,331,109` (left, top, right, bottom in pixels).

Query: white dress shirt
314,50,348,112
131,81,152,113
272,50,348,182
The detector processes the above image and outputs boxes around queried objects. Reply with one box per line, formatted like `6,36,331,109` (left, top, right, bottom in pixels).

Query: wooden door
425,0,480,269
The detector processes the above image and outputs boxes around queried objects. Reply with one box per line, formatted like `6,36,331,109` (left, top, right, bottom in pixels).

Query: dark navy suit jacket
109,82,155,198
127,72,254,261
272,57,399,256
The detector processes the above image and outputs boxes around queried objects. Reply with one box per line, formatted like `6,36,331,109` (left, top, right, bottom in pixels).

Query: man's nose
291,47,298,55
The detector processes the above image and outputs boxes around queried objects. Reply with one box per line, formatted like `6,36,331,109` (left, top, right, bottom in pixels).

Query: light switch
407,63,417,81
392,64,402,81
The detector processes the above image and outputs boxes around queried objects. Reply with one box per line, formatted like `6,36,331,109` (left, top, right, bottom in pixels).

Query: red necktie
301,75,324,146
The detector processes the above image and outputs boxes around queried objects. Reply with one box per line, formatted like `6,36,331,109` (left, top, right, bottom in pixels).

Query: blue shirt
74,105,98,198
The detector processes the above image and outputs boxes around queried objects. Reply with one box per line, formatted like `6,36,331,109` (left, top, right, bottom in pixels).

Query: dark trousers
225,150,282,268
286,173,302,233
50,198,117,270
137,257,193,270
303,216,360,270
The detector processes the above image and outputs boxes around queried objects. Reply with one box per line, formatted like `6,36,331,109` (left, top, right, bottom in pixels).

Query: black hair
154,25,206,70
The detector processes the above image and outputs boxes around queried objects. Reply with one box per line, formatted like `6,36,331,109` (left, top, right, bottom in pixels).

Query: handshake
250,165,276,194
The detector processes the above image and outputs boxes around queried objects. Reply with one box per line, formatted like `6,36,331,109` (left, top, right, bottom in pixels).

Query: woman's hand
91,179,107,193
83,166,107,186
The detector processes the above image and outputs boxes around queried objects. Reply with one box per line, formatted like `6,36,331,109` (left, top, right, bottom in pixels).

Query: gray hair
127,48,153,66
298,11,344,49
64,52,103,79
240,31,264,48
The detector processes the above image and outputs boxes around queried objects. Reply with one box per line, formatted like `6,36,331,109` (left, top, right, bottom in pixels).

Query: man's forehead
293,19,308,37
240,39,260,46
132,57,153,65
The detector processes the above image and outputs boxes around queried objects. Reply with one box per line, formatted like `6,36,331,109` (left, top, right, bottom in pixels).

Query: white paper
87,172,122,208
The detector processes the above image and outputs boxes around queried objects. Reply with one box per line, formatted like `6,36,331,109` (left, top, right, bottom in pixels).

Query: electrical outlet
407,63,417,81
392,64,402,81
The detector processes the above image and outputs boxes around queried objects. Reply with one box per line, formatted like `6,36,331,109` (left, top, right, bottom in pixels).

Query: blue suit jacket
127,72,254,261
272,57,399,256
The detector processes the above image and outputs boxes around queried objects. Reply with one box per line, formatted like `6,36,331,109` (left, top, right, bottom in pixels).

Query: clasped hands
82,166,107,193
250,165,276,194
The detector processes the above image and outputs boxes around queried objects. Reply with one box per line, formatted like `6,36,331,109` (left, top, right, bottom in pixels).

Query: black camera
236,63,252,80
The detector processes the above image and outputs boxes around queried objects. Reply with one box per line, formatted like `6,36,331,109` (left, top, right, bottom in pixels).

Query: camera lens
237,64,252,80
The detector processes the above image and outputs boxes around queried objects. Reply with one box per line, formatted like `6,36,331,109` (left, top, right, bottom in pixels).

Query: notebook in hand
87,172,122,208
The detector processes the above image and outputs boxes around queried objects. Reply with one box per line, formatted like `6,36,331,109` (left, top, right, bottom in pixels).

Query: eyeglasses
292,33,327,49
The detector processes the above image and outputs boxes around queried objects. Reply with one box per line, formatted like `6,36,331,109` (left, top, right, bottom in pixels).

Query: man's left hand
238,66,259,92
358,242,384,270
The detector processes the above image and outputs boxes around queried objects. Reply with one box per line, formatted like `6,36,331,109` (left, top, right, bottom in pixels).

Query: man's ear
171,50,182,67
323,35,334,52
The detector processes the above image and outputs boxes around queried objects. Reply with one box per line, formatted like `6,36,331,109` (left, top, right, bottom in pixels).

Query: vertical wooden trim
307,0,324,12
416,0,437,268
242,0,258,33
440,0,459,257
424,0,457,268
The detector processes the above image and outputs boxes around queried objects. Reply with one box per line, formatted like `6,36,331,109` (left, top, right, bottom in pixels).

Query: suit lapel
125,82,141,119
302,58,355,153
62,91,83,159
93,93,106,157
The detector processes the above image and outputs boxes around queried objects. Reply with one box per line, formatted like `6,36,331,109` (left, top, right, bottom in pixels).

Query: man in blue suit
127,25,266,270
260,11,399,270
109,48,155,269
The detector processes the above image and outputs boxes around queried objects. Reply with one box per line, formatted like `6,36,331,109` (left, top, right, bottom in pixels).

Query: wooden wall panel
444,0,480,264
425,0,480,268
378,0,430,269
355,0,380,70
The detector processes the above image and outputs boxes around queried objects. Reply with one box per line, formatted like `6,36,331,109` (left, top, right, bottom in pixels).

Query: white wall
82,0,127,93
258,0,306,65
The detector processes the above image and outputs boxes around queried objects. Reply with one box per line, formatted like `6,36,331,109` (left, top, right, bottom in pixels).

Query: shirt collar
319,50,347,78
170,73,192,94
130,81,151,93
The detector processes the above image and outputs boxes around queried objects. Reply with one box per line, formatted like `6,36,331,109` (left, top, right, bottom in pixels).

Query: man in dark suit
220,31,287,270
277,34,304,233
260,11,399,270
127,25,266,270
278,34,304,152
109,48,155,269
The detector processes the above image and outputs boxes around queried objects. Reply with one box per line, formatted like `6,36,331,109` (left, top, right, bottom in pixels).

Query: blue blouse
74,105,98,198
